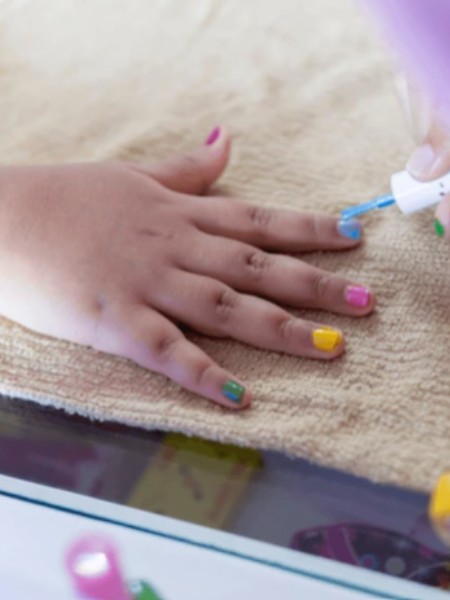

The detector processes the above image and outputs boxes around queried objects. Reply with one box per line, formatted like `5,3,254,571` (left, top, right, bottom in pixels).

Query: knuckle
89,296,106,345
213,288,239,324
311,213,322,239
248,205,274,234
277,316,296,341
151,334,180,362
244,250,273,281
311,271,332,303
193,361,214,388
181,153,209,194
136,227,176,242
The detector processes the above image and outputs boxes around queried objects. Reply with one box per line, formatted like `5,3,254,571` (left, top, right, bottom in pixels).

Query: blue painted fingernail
222,380,245,403
338,218,362,241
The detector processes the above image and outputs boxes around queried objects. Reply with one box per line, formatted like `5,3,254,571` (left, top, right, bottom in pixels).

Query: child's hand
0,127,374,409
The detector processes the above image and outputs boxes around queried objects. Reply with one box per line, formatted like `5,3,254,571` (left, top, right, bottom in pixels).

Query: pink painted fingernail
205,126,221,145
346,286,370,307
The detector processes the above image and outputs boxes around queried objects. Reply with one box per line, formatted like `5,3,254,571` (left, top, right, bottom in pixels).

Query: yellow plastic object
312,328,342,352
128,433,262,529
429,473,450,547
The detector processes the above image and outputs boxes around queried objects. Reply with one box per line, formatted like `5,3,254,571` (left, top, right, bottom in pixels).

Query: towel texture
0,0,447,492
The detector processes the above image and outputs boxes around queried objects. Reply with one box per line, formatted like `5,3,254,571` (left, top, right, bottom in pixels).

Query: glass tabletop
0,395,448,592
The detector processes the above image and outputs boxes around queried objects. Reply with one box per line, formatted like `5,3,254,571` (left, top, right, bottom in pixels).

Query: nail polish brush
341,169,450,220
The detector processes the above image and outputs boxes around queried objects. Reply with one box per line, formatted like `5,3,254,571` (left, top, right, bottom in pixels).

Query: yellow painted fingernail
312,328,342,352
429,473,450,546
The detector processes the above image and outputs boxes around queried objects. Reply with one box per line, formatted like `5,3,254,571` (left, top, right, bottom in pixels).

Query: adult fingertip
434,217,445,239
407,144,437,181
407,143,450,183
435,197,450,239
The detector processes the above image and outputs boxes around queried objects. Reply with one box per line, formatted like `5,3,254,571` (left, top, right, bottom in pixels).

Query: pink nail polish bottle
65,534,132,600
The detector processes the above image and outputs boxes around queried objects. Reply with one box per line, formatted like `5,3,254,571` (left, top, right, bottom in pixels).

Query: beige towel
0,0,447,492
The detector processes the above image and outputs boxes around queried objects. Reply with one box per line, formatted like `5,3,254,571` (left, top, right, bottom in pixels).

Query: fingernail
435,218,445,238
345,285,370,307
407,144,436,179
338,218,362,241
312,328,342,352
205,126,221,146
222,380,245,403
129,580,161,599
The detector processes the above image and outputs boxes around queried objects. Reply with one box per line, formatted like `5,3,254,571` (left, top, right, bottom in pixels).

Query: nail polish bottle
341,170,450,221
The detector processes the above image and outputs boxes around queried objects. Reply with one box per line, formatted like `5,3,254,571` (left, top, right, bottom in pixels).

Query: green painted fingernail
435,218,445,238
222,380,245,403
129,580,164,600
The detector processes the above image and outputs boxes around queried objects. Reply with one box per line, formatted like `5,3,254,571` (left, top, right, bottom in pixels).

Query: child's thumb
140,126,231,195
407,121,450,182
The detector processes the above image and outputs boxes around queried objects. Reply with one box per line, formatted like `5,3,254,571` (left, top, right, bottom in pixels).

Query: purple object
65,534,132,600
363,1,450,131
290,523,450,587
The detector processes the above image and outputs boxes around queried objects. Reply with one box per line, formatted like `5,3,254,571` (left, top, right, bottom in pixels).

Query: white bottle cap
391,170,450,214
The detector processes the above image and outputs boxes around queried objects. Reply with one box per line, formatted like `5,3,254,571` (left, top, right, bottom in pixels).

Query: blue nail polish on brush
338,218,362,241
340,194,396,221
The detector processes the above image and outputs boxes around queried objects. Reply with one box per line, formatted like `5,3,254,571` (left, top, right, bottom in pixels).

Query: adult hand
402,76,450,238
407,121,450,238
